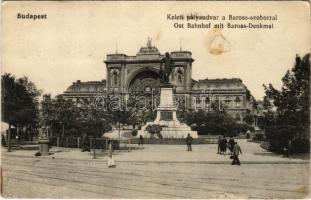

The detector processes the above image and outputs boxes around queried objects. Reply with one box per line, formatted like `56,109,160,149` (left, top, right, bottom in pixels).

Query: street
1,140,310,198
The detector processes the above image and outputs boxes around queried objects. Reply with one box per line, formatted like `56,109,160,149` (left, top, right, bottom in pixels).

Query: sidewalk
2,139,309,164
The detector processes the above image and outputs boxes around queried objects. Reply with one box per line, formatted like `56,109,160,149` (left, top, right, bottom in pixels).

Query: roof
64,80,106,94
192,78,247,91
105,39,193,64
196,78,243,84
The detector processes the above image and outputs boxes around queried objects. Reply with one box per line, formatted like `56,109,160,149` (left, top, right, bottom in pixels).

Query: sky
2,1,310,100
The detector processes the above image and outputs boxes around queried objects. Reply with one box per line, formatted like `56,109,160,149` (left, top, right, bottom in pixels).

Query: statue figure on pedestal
160,52,174,84
40,127,48,138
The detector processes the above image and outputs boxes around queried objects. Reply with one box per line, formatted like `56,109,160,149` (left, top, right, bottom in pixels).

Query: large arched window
128,70,160,94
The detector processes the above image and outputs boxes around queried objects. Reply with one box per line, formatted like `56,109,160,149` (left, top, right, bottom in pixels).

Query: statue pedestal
38,137,49,156
138,84,198,139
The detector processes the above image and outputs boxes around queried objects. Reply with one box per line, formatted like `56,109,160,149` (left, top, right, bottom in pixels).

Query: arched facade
104,41,193,95
128,69,161,94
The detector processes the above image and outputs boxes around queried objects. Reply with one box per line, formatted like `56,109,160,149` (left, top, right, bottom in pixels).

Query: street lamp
38,123,49,156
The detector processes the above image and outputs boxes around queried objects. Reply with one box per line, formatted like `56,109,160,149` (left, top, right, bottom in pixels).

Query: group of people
218,136,235,154
218,136,242,165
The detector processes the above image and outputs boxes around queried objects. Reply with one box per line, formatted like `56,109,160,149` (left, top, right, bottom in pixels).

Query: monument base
138,84,198,139
137,120,198,139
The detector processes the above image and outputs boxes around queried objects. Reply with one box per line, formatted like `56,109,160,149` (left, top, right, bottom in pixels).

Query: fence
129,138,211,145
49,137,120,150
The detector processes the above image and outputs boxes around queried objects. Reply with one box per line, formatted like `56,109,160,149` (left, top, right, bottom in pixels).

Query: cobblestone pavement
1,139,310,198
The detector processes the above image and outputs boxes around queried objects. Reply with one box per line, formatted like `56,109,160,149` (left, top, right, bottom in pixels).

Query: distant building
62,39,258,122
63,80,106,97
191,78,257,121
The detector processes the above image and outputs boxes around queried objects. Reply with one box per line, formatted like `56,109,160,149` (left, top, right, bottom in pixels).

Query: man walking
217,136,222,154
186,133,193,151
232,142,242,165
222,137,228,154
228,137,235,153
81,133,89,152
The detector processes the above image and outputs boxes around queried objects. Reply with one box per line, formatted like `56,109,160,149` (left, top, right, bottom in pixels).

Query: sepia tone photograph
1,1,310,199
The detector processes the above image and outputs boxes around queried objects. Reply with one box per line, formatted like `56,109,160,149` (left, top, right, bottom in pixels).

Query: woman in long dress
107,143,116,168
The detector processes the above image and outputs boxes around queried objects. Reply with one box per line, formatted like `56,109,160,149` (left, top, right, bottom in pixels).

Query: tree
78,103,111,138
106,95,142,134
243,114,254,125
1,74,41,150
262,54,310,153
41,94,57,136
41,95,112,138
181,109,245,136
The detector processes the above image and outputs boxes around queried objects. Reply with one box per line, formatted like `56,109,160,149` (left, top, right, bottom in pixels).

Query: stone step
161,130,198,139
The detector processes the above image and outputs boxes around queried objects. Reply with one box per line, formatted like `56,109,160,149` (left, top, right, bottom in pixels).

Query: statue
40,127,48,138
160,52,174,84
147,37,152,48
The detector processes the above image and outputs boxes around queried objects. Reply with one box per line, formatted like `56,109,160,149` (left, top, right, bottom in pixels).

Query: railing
49,136,119,149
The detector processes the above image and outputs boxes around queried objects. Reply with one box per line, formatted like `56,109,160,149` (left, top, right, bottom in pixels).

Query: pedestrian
139,135,144,145
1,133,6,146
228,137,235,153
222,137,228,154
107,142,116,168
107,152,116,168
217,136,222,154
232,142,242,165
186,133,193,151
81,133,89,152
287,139,293,158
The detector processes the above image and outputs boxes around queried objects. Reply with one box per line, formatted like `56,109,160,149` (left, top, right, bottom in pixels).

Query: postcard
1,1,310,199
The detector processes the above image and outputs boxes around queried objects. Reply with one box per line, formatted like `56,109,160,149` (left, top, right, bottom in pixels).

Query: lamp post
39,98,50,156
38,125,49,156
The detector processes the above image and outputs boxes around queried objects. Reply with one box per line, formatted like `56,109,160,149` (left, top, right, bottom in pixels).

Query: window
178,74,183,84
225,96,230,106
235,96,241,107
196,96,201,104
205,97,210,104
204,97,210,109
113,71,118,86
214,96,219,104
